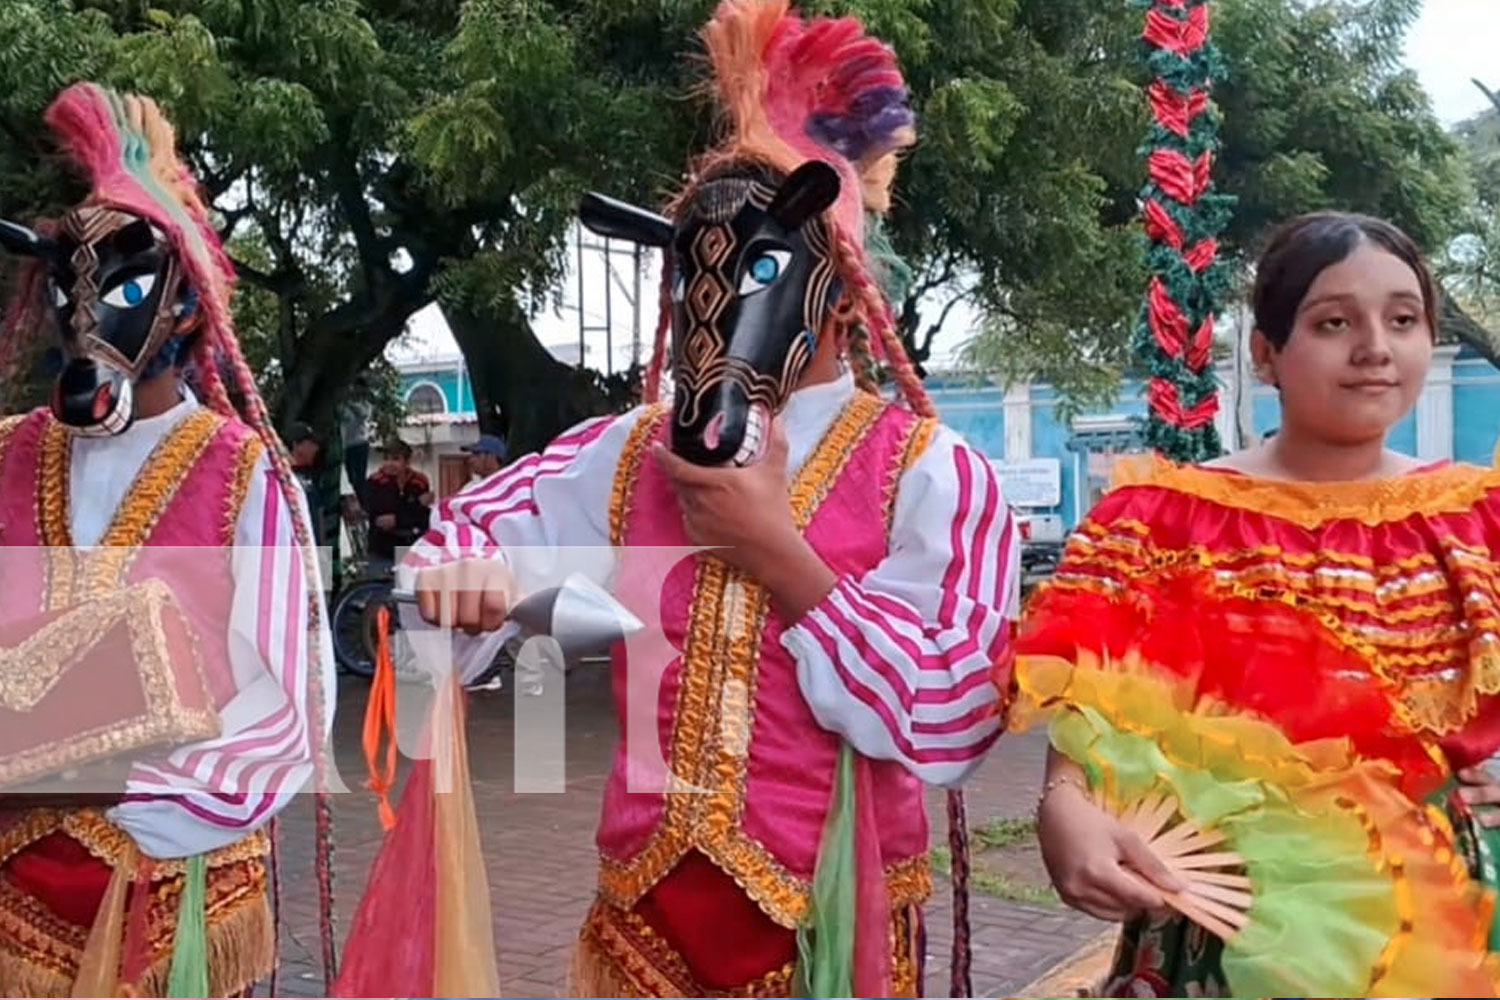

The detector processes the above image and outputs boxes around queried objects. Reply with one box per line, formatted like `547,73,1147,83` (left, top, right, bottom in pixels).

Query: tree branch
326,120,390,287
217,206,253,244
1474,78,1500,116
918,287,973,357
911,253,959,303
229,257,281,290
1443,294,1500,368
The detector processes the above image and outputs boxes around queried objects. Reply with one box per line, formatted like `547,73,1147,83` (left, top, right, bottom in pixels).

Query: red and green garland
1134,0,1235,462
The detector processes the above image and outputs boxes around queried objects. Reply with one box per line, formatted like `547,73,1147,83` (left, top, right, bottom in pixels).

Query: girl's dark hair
1251,211,1440,349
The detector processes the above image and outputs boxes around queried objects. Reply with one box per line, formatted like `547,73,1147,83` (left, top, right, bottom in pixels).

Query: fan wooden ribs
1106,789,1251,941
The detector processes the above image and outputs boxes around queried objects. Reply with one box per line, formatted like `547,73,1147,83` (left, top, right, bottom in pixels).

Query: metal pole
604,237,614,376
632,244,643,367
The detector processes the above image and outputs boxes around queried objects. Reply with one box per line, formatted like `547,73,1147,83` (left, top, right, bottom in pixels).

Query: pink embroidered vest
0,407,260,708
0,407,269,917
595,391,936,929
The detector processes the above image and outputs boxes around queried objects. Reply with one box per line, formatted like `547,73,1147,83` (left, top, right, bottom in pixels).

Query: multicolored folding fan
1102,789,1251,941
1016,650,1500,999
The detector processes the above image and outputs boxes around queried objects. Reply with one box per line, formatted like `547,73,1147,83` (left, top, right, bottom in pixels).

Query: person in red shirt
363,439,432,564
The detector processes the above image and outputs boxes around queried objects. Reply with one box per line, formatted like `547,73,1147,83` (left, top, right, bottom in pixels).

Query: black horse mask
580,160,844,467
0,206,191,436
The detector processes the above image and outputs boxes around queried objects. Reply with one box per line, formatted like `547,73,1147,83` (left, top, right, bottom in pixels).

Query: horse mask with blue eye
580,160,843,467
0,205,191,436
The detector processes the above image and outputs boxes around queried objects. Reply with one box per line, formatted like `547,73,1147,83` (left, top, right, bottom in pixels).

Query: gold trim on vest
601,392,934,927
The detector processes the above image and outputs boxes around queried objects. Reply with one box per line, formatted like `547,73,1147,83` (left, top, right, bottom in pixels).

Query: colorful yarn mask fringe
165,855,209,998
794,741,892,998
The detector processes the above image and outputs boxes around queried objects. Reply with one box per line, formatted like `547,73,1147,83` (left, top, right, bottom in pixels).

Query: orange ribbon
363,603,399,831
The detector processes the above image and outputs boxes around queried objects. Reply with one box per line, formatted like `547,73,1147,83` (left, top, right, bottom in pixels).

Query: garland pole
1134,0,1236,462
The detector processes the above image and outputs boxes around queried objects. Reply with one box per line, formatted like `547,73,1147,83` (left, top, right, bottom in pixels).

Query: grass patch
930,816,1060,907
973,816,1037,850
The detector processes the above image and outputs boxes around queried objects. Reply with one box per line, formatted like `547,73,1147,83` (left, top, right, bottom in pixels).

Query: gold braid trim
0,413,26,463
131,886,274,999
889,903,921,999
0,580,217,788
223,434,264,545
601,391,925,929
38,419,74,605
885,415,936,535
885,853,934,910
60,809,269,875
38,409,226,608
570,898,796,998
1112,451,1500,528
82,408,224,599
568,896,922,998
0,848,272,998
609,405,671,548
0,808,266,875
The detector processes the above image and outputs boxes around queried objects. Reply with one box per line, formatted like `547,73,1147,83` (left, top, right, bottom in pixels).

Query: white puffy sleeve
781,427,1016,787
394,410,640,683
109,452,336,859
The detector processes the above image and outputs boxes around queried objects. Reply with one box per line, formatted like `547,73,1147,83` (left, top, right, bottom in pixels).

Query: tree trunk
1443,295,1500,369
273,311,409,441
442,298,612,457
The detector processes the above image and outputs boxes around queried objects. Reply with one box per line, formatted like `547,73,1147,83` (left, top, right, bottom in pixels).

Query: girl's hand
1038,781,1185,922
1457,765,1500,828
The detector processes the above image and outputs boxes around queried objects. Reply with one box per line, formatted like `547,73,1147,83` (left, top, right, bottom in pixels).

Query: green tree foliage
0,0,703,452
964,0,1472,412
1440,83,1500,366
0,0,1477,443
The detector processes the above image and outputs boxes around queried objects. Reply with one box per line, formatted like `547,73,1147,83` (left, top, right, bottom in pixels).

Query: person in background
462,433,507,485
342,377,372,509
289,422,324,546
364,438,432,566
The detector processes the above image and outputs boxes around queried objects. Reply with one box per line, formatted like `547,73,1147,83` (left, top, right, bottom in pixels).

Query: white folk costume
0,83,335,996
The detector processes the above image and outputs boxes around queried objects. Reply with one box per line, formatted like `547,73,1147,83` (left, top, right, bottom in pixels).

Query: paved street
268,666,1106,998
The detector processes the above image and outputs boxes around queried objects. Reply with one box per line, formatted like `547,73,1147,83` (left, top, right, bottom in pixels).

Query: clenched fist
414,557,519,636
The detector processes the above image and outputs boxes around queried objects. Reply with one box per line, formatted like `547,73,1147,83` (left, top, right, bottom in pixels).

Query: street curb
1014,927,1117,998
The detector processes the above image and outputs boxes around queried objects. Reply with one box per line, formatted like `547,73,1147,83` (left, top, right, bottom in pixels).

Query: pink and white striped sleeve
781,428,1016,787
401,412,624,573
108,454,336,859
394,411,636,683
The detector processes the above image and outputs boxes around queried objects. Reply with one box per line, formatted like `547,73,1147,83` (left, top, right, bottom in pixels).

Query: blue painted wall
399,368,474,413
928,363,1500,532
924,377,1005,457
1455,357,1500,465
400,358,1500,531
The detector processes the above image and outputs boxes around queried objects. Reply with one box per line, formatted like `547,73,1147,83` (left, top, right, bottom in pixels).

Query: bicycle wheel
332,578,393,677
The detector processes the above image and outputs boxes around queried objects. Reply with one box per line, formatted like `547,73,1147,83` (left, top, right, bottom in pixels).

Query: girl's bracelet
1037,773,1088,811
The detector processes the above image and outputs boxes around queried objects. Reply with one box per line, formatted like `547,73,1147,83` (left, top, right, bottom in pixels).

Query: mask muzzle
52,357,135,437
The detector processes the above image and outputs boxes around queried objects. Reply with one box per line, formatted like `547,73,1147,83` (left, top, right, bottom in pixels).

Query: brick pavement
267,668,1106,998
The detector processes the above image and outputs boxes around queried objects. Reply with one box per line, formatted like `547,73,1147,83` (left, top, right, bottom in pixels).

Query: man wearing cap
364,439,433,565
462,433,508,485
